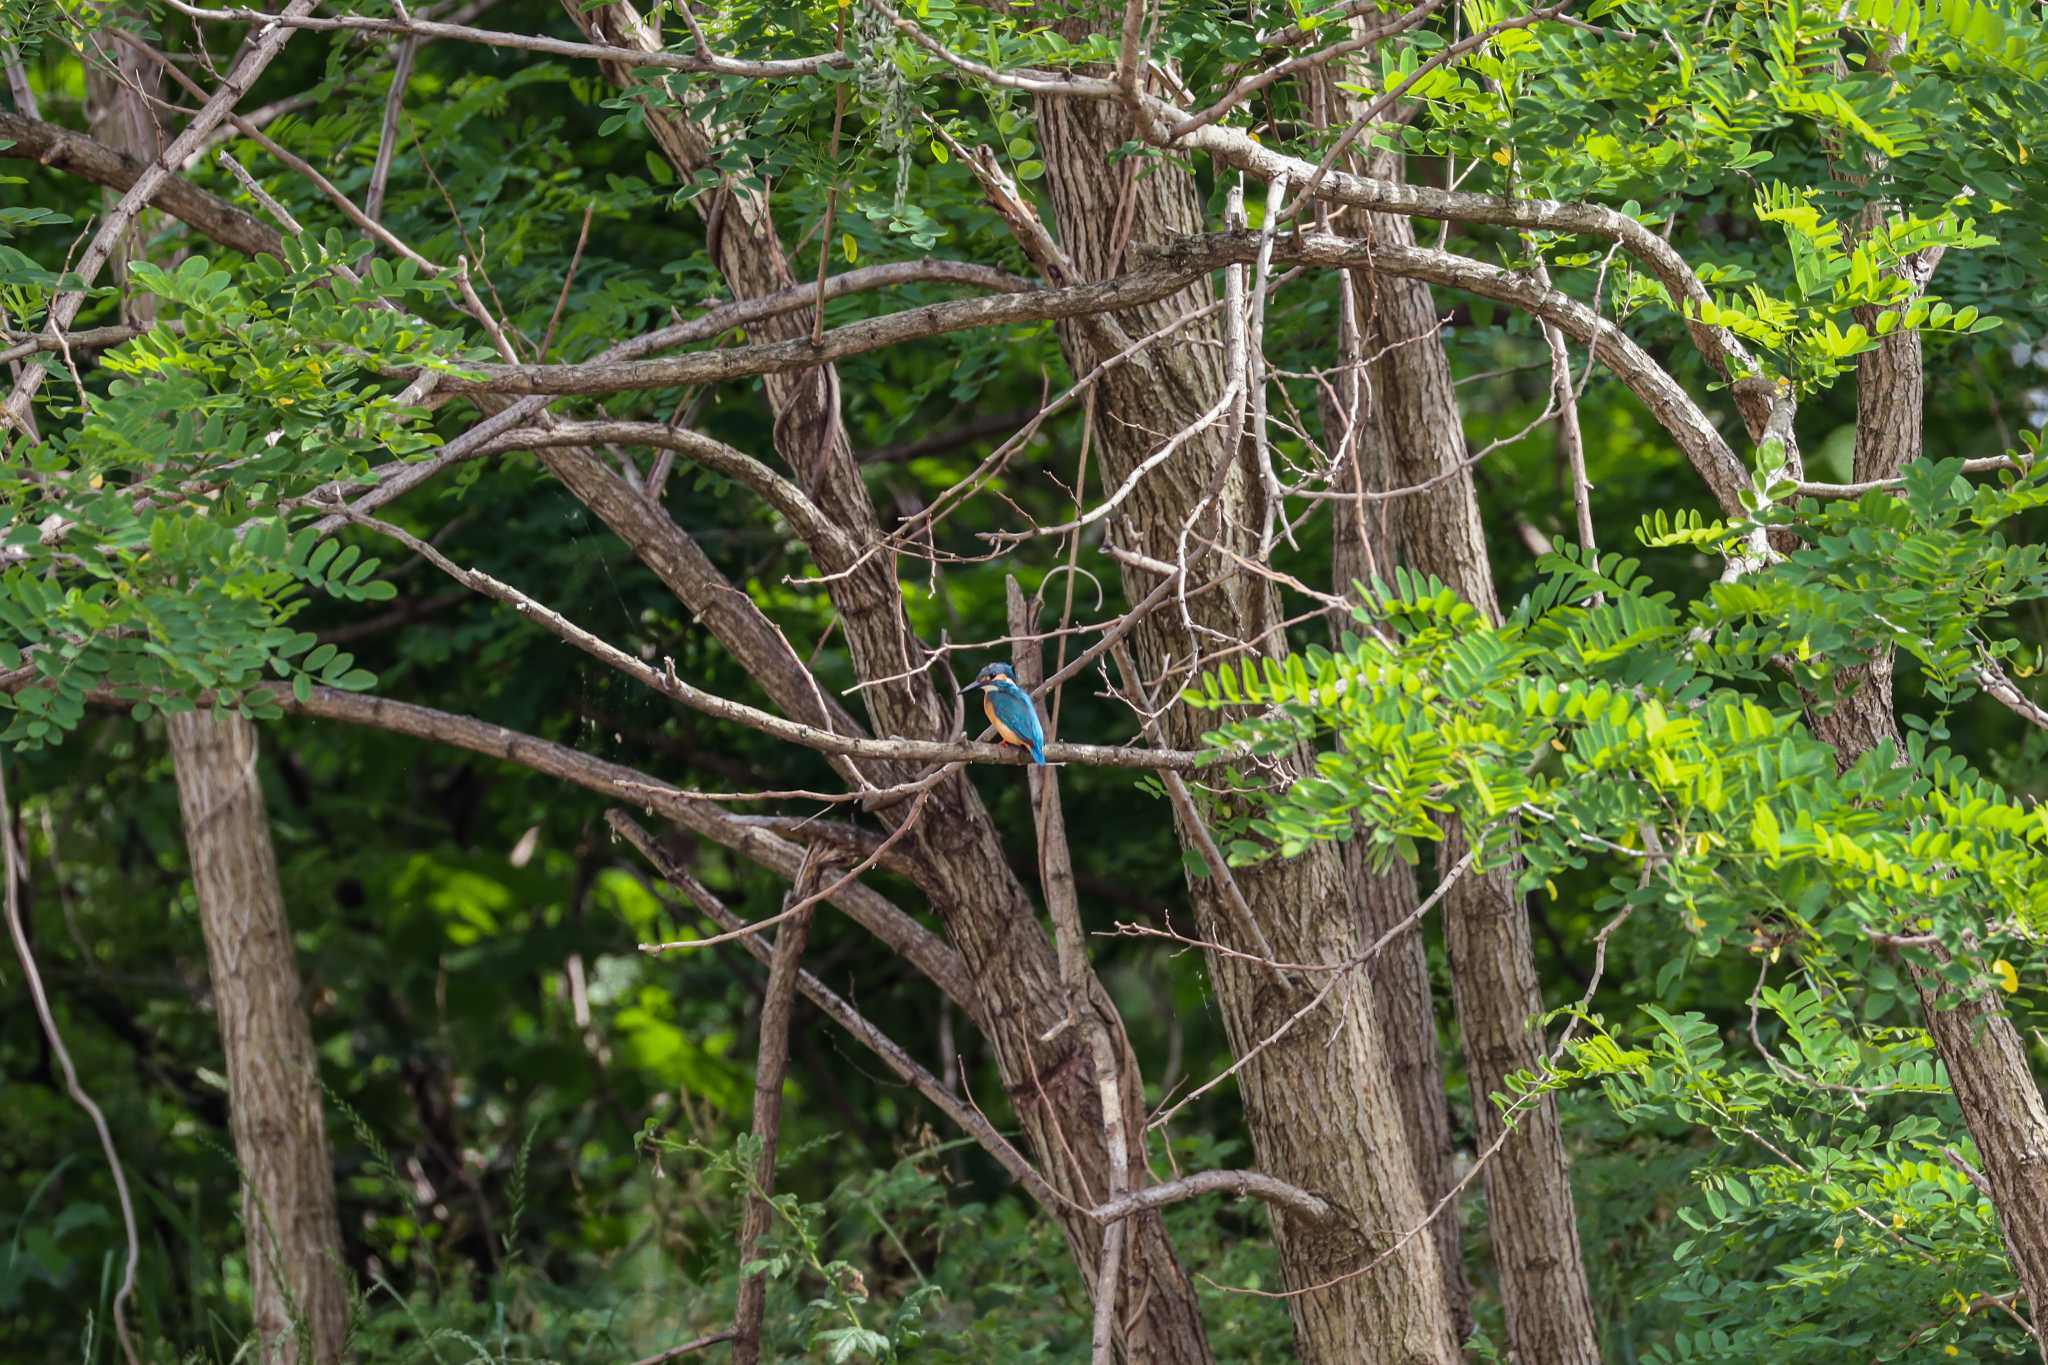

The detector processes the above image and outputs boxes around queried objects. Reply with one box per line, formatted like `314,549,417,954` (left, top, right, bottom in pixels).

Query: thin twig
731,848,829,1364
1,758,142,1365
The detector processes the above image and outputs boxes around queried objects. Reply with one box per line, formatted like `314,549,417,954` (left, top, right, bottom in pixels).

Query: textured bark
167,712,349,1364
731,869,820,1365
1322,286,1473,1339
0,112,282,260
1351,200,1599,1364
1915,954,2048,1319
1808,303,2048,1330
85,48,348,1363
1035,70,1459,1359
1811,679,2048,1326
556,8,1210,1358
1853,324,1924,484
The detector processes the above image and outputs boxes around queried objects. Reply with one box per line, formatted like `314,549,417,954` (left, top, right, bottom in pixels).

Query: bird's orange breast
984,692,1026,748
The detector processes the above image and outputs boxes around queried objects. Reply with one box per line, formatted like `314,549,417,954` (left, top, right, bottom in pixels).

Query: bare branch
462,423,851,557
1144,230,1753,512
0,111,282,259
610,813,1059,1211
629,1331,738,1365
362,37,419,228
341,510,1205,771
732,848,828,1365
84,681,978,1007
156,0,847,76
1148,852,1473,1133
431,262,1223,396
1090,1169,1339,1226
0,758,142,1365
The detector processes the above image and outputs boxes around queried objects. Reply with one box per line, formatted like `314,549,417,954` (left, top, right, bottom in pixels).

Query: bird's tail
1030,738,1046,765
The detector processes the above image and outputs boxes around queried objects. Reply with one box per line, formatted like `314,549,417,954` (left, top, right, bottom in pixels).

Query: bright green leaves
127,256,238,313
1712,447,2048,704
1677,185,2003,390
1637,507,1740,552
1537,994,2026,1361
1187,461,2048,970
1855,0,2048,77
272,524,401,606
0,232,467,749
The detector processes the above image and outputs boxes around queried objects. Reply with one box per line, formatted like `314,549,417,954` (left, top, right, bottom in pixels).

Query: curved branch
313,259,1031,535
866,0,1760,428
0,667,972,1004
1167,0,1447,138
1,759,143,1365
430,263,1216,397
338,512,1209,772
0,111,282,259
1148,108,1768,426
155,0,846,77
470,423,851,559
1089,1169,1339,1226
1140,230,1750,513
296,686,979,1006
424,238,1745,512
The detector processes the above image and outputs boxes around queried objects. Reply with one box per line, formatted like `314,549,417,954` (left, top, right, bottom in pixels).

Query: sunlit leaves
1188,459,2048,967
0,233,465,747
1534,996,2029,1361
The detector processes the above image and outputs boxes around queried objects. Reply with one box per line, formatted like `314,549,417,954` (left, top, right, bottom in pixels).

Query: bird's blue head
966,661,1019,691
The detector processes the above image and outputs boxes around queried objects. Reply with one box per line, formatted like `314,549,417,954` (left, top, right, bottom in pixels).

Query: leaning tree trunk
1035,67,1461,1360
1809,284,2048,1326
83,44,349,1364
167,713,350,1364
1343,186,1600,1360
558,7,1213,1358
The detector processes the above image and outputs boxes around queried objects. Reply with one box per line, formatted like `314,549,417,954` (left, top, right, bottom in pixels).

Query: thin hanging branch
0,758,143,1365
731,846,833,1365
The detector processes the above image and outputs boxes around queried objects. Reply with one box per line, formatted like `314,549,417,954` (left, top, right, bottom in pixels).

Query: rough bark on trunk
556,10,1211,1358
1035,75,1460,1361
1321,280,1473,1339
85,46,349,1364
1810,300,2048,1329
1314,71,1598,1346
167,712,349,1364
1915,952,2048,1317
1813,680,2048,1326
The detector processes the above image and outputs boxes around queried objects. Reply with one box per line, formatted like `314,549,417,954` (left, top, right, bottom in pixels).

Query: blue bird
964,661,1046,765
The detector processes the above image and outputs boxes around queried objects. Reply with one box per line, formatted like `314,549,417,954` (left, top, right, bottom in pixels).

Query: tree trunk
1915,952,2048,1317
557,9,1212,1358
1813,682,2048,1325
1035,73,1461,1360
1324,99,1598,1353
1321,270,1474,1339
1810,296,2048,1329
167,711,349,1364
84,43,349,1364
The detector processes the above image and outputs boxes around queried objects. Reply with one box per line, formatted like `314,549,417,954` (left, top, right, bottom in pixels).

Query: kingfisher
963,661,1046,765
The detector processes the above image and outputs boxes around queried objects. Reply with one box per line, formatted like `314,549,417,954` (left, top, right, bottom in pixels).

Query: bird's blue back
986,679,1046,764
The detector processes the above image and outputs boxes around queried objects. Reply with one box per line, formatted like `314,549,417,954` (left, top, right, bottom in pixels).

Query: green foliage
7,0,2048,1359
0,234,475,745
1190,457,2048,966
1190,454,2048,1353
1686,185,2000,390
1542,993,2031,1360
